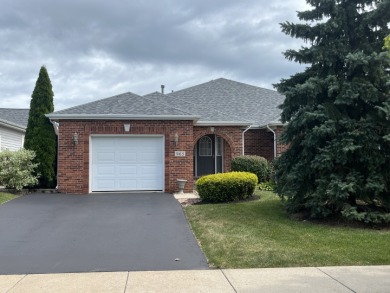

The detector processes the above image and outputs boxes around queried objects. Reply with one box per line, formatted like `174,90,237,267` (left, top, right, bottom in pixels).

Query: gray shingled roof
0,108,29,128
51,92,195,117
166,78,284,126
143,91,251,124
48,78,284,126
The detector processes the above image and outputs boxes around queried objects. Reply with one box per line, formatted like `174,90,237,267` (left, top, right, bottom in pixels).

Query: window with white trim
199,136,212,156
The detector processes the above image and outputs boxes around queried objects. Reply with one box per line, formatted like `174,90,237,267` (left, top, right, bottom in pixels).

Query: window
199,136,212,156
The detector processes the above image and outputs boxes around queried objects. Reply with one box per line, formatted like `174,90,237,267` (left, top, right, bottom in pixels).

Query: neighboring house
0,108,29,151
46,78,287,194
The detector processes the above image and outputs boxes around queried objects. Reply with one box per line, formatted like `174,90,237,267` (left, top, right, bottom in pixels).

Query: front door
195,135,223,177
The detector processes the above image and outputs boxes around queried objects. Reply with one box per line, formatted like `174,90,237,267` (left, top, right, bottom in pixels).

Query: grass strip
186,191,390,268
0,192,18,205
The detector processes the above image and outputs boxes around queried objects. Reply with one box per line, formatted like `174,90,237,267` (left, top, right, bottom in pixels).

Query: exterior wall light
174,133,179,146
124,124,131,132
210,127,215,133
73,132,79,146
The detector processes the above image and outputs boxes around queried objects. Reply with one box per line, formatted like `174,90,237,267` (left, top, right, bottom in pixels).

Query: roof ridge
167,77,279,96
53,91,141,114
166,79,218,95
0,108,29,110
143,91,164,97
216,78,279,93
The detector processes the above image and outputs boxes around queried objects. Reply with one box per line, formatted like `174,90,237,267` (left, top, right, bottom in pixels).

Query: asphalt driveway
0,192,208,274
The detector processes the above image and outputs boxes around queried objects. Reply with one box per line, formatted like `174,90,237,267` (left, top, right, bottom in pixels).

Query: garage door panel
94,140,115,147
118,152,137,163
118,165,137,174
95,152,115,162
117,145,137,151
138,165,162,176
138,152,161,162
92,137,164,192
116,139,129,147
95,166,115,175
95,179,116,190
118,179,138,189
138,179,161,190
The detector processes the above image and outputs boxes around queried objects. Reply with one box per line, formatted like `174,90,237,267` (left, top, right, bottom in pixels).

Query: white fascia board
257,122,286,129
0,119,26,132
195,121,252,126
242,123,286,130
45,114,200,121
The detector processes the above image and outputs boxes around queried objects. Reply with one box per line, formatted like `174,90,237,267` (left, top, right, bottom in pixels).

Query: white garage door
91,136,164,192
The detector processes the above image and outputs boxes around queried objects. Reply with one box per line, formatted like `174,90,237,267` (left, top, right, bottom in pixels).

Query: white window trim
199,136,212,157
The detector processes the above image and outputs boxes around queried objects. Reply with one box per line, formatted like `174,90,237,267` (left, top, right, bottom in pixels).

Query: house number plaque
174,151,186,157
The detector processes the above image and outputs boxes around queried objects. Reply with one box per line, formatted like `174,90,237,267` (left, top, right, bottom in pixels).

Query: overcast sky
0,0,309,111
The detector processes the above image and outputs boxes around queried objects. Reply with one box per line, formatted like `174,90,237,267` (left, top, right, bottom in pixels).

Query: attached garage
90,136,164,192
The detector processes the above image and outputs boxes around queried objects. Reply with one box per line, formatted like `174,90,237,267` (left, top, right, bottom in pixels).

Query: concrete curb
1,266,389,292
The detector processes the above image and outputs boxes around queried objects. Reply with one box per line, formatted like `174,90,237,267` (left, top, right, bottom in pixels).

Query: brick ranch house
46,78,286,194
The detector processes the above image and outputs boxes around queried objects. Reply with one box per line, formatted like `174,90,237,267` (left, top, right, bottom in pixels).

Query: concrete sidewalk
1,266,389,293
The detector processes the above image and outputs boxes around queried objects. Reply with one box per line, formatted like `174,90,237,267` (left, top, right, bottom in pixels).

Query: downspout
266,124,277,159
50,120,59,189
242,125,252,155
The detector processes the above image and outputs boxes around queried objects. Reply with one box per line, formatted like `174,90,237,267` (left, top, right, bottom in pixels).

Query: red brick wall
57,121,267,194
244,129,274,161
244,127,287,161
57,120,194,194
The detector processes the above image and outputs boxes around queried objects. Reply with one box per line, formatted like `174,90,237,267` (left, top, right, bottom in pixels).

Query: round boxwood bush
196,172,258,203
231,155,269,182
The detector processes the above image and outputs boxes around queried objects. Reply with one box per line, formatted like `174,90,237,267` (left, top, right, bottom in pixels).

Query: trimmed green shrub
0,149,39,191
231,155,269,182
196,172,258,203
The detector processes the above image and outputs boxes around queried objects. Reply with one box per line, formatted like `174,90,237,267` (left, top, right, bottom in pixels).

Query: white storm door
91,136,164,191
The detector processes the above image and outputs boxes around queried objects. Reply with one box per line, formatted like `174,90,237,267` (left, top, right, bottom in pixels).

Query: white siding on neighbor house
0,125,25,151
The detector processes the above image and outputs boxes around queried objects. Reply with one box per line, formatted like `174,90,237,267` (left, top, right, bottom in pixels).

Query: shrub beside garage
0,149,39,191
196,172,258,203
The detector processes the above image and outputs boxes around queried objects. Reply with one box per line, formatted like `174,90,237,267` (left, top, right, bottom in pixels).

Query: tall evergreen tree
275,0,390,224
24,66,56,188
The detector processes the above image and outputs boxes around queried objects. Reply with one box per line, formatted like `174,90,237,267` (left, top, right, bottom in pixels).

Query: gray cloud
0,0,308,110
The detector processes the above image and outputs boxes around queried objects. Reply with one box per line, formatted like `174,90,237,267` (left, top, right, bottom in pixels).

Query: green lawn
0,192,18,205
185,191,390,268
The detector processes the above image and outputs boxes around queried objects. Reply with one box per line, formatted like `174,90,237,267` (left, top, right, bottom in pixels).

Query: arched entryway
194,134,226,177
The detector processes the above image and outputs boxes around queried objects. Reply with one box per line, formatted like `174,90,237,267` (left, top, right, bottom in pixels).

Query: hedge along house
46,78,286,194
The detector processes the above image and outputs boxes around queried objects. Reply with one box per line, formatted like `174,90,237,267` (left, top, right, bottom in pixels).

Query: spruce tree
275,0,390,224
24,66,56,188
